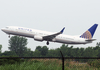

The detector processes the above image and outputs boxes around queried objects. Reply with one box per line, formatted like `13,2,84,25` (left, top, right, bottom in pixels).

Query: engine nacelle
34,36,43,41
52,38,56,42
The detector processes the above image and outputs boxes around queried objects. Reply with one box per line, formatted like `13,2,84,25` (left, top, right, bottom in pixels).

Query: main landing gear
46,41,49,45
8,34,10,38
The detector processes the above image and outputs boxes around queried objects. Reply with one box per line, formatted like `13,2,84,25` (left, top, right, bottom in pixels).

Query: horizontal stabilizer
85,39,96,41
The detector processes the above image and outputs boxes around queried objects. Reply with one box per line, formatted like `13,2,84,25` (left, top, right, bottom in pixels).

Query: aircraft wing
43,27,65,41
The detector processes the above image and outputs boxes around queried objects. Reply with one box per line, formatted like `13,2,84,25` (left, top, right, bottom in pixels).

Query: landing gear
8,34,10,38
46,41,49,45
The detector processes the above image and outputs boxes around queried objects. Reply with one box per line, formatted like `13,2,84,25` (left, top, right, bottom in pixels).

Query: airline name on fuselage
18,27,32,32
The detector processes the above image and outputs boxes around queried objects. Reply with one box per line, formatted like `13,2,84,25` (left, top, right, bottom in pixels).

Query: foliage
0,57,25,65
0,59,62,70
1,51,17,56
23,48,34,57
0,59,99,70
88,59,100,68
8,36,28,57
35,46,48,56
0,44,2,53
33,50,41,57
1,36,100,63
32,42,100,62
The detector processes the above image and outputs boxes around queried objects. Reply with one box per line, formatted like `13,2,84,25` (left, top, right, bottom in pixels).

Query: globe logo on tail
80,30,92,39
80,24,98,40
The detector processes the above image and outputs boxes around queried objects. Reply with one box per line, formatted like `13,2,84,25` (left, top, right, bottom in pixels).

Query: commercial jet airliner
1,24,98,45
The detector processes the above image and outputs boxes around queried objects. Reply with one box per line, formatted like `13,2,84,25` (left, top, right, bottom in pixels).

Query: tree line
0,36,100,59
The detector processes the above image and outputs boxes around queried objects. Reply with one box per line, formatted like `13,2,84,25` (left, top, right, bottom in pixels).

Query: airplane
1,24,98,45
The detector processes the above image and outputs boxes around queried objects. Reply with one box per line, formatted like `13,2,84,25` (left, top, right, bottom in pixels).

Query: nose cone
1,28,5,31
1,28,9,34
1,28,6,32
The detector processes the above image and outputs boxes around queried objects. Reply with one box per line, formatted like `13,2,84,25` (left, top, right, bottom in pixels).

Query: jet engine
34,36,43,41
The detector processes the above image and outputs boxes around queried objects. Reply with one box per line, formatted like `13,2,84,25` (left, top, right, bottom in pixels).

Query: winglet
60,27,65,34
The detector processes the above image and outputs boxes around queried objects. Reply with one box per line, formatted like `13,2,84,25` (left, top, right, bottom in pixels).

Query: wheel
8,35,10,38
46,41,49,45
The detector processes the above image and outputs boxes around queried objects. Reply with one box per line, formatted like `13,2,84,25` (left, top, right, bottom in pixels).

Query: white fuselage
1,26,92,44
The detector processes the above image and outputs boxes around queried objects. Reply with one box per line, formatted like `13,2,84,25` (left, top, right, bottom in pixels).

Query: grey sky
0,0,100,52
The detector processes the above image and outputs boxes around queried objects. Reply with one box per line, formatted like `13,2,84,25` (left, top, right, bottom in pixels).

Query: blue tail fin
80,24,98,39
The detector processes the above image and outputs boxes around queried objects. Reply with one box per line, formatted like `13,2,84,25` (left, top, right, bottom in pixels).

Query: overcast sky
0,0,100,52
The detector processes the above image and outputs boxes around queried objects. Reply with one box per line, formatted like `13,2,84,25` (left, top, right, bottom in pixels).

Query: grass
0,59,99,70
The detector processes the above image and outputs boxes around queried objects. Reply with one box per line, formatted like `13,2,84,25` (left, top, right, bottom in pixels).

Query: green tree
36,46,42,52
60,44,69,57
79,48,84,57
83,47,96,57
0,45,2,53
35,46,48,56
1,51,17,56
47,49,55,57
96,42,100,47
41,46,48,56
33,50,41,57
23,48,34,57
8,36,28,57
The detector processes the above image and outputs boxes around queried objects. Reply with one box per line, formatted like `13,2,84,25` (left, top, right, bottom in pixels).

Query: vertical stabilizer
80,24,98,39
